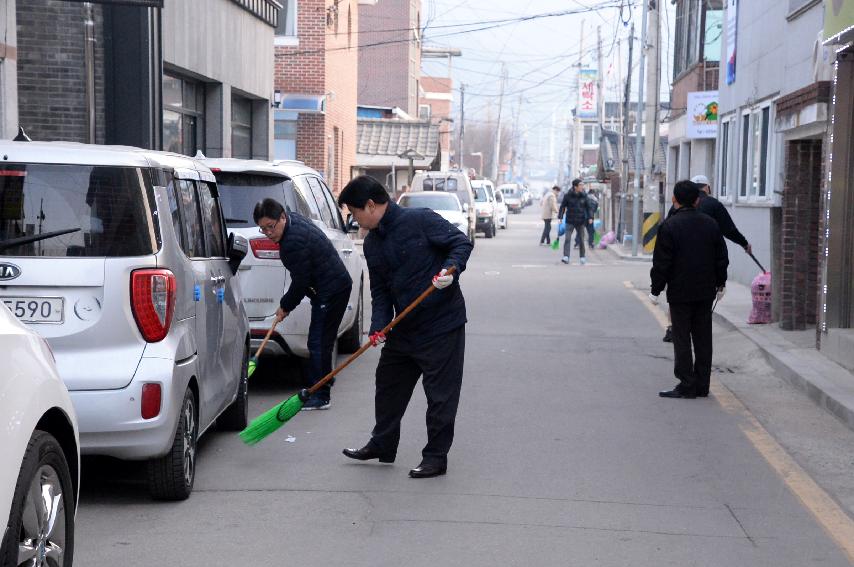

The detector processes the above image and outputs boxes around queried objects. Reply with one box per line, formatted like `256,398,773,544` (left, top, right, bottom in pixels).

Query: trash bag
598,230,616,249
748,271,772,324
593,219,602,230
557,220,566,237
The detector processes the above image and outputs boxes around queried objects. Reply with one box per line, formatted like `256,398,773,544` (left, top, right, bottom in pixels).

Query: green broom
550,238,560,251
248,322,278,378
239,267,457,445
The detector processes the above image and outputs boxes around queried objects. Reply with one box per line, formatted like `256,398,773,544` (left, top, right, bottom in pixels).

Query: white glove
432,268,453,290
648,293,660,305
716,286,726,302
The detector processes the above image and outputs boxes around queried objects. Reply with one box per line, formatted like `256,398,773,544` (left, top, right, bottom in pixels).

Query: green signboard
825,0,854,43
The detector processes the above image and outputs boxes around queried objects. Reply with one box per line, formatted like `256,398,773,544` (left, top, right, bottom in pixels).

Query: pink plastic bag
598,230,616,249
748,272,772,324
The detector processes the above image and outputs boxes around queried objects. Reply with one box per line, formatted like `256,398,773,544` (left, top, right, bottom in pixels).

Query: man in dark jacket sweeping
558,178,592,264
337,176,473,478
649,181,729,399
254,198,353,410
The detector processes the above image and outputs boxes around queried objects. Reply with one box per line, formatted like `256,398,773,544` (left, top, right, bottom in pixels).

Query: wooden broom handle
254,321,278,359
307,266,457,395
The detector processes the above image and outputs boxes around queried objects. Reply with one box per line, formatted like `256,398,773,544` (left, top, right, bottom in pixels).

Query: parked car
470,179,498,238
410,171,476,244
493,190,509,229
0,301,79,565
0,140,250,500
498,183,524,214
201,157,365,358
397,192,467,236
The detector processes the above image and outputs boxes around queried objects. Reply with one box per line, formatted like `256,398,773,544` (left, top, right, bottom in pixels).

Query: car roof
399,192,461,206
199,157,319,179
0,140,216,182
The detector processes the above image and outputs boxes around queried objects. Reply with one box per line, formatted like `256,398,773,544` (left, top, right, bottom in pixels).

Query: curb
604,243,652,262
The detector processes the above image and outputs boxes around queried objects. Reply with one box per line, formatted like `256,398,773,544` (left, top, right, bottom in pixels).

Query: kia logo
0,263,21,281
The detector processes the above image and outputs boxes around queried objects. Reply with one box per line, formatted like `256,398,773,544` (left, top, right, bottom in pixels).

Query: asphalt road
76,206,854,566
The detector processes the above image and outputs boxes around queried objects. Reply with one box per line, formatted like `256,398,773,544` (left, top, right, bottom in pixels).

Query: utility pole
631,0,650,257
491,63,507,182
643,0,661,219
509,93,523,181
617,24,635,242
458,84,465,171
572,21,585,180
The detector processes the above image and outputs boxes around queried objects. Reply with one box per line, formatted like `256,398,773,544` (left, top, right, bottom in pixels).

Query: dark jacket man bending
650,180,729,399
254,198,352,410
337,175,473,479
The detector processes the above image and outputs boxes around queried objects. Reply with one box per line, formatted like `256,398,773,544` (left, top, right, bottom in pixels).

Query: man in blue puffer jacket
337,176,473,479
254,198,352,410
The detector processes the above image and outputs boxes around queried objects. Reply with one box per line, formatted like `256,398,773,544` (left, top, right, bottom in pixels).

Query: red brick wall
325,0,359,193
358,0,418,113
779,139,823,330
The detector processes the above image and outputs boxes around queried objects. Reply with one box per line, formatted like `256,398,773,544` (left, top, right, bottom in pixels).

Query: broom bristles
239,393,304,445
247,358,257,378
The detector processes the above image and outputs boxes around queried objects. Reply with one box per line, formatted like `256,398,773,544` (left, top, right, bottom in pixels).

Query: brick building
358,0,421,116
419,75,452,170
274,0,359,193
2,0,277,157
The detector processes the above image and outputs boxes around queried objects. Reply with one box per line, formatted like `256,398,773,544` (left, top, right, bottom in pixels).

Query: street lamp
469,152,484,177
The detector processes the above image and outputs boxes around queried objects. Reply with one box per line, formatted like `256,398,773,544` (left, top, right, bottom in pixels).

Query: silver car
201,158,365,359
0,141,249,501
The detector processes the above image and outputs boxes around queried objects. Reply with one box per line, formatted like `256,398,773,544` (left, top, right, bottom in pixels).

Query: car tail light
131,269,176,343
141,383,162,419
250,237,280,260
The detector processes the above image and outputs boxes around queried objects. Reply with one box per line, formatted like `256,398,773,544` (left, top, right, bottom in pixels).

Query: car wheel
218,345,249,431
338,279,364,354
485,222,494,238
148,388,197,501
0,431,75,567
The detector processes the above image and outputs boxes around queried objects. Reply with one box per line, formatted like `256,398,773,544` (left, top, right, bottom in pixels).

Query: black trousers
669,300,713,395
540,219,552,244
306,287,352,401
369,326,465,466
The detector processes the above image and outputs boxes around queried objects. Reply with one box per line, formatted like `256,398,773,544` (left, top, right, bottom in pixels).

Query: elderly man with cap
661,174,751,343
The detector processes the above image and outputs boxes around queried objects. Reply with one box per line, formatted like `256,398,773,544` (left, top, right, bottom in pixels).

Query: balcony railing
230,0,282,27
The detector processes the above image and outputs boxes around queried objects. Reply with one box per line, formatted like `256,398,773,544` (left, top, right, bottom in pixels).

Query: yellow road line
625,280,854,563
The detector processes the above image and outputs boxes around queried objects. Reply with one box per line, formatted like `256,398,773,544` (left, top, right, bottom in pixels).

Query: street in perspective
2,0,854,566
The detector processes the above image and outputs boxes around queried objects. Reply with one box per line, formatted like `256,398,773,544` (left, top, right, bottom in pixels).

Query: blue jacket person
254,198,352,410
337,176,473,478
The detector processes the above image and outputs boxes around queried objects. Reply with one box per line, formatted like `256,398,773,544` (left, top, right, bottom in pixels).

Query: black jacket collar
374,202,402,238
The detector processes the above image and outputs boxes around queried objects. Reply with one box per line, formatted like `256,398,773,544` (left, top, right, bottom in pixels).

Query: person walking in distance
540,186,560,245
337,176,473,479
662,174,751,343
558,178,592,264
254,198,353,410
649,181,728,399
585,189,599,247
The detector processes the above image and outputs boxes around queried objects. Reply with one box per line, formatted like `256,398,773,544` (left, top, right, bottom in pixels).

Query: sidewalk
710,280,854,432
603,240,653,262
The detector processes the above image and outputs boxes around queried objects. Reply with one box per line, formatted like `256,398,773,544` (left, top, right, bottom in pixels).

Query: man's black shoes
662,326,673,342
659,388,696,399
342,445,395,463
409,463,447,478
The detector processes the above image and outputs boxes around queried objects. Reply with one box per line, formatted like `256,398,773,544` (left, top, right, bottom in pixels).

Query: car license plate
1,297,64,323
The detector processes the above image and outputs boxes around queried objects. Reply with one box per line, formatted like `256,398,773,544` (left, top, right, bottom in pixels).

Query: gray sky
419,0,674,167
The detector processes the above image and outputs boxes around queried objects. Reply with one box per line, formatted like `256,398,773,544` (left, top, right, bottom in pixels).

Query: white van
410,171,476,243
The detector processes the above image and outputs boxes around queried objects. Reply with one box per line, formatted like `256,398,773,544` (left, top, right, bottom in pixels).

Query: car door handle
342,249,354,256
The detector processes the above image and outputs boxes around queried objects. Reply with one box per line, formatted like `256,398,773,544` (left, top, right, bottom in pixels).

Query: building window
703,3,723,63
418,104,432,120
163,74,205,156
739,112,750,198
275,0,297,36
718,118,731,198
274,110,297,160
583,124,599,146
751,107,770,198
232,95,253,159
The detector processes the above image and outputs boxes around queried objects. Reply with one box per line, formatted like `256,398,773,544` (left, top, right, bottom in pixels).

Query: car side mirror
462,203,469,213
346,215,360,233
227,232,249,275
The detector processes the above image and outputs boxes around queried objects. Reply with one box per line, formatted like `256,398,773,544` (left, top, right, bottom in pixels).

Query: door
175,179,220,424
198,180,238,414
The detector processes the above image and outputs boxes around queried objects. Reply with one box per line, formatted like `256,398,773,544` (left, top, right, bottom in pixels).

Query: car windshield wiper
225,218,249,224
0,228,82,252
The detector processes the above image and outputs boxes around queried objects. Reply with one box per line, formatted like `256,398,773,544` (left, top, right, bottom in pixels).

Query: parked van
410,171,476,243
201,158,365,358
0,140,249,500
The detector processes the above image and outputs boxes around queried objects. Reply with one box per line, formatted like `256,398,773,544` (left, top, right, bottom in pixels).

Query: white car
470,179,498,238
493,190,509,229
498,183,524,214
0,302,79,566
203,158,365,358
397,192,467,235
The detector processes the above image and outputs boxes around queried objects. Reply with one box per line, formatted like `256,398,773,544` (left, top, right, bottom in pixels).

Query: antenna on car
194,150,206,159
13,127,31,142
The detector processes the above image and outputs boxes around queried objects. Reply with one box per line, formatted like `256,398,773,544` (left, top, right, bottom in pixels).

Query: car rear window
215,173,300,227
473,187,488,201
399,194,459,211
0,164,159,257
